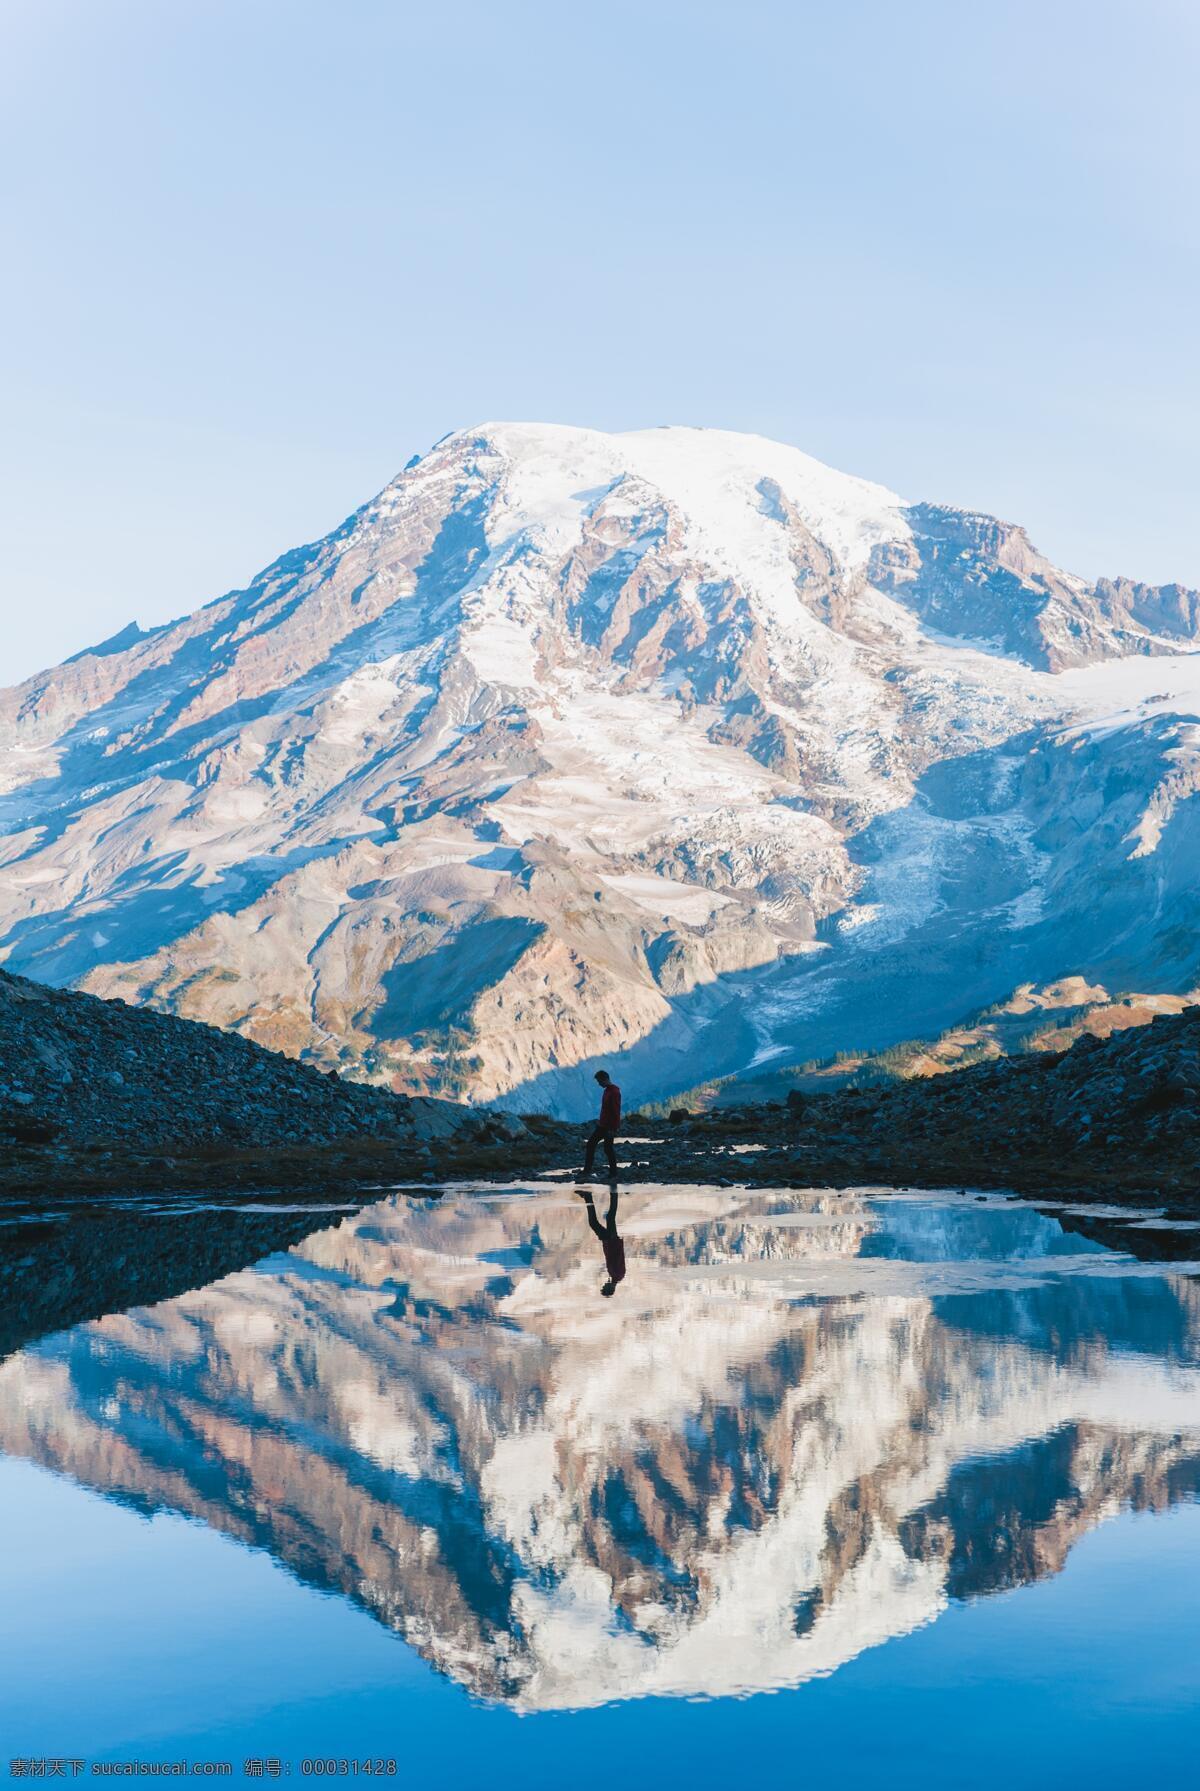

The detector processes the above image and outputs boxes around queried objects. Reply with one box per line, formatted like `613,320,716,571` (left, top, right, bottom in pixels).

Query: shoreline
4,1118,1196,1211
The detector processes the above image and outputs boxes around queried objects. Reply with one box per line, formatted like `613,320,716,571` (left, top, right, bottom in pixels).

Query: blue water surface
0,1183,1197,1785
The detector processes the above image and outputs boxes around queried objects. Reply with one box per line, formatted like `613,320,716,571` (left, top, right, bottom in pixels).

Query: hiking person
581,1069,621,1181
576,1184,626,1296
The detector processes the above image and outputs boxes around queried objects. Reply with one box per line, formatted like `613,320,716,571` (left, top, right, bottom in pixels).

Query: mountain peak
410,420,910,577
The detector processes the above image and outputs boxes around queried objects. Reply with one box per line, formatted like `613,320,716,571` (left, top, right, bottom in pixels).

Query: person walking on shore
581,1069,621,1181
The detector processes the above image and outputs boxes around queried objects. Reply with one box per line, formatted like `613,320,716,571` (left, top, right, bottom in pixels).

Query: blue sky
2,0,1197,683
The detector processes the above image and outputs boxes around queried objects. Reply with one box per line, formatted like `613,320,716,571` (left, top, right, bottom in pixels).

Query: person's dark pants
583,1126,617,1178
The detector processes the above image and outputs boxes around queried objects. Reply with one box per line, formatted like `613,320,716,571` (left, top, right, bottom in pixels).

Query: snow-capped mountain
1,422,1198,1114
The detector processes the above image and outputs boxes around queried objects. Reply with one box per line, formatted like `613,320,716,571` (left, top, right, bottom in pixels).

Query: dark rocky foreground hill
0,968,565,1192
639,1004,1200,1206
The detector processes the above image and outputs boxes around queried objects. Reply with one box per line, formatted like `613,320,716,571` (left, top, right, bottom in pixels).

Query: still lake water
2,1181,1199,1784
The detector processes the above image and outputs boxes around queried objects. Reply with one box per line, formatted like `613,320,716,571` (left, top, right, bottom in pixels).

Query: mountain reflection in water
1,1184,1199,1712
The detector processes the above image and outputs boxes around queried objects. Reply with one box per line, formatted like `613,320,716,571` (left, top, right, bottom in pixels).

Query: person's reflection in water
576,1185,626,1296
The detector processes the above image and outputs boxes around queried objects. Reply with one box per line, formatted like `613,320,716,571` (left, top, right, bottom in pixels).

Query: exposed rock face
870,505,1200,670
1,423,1199,1116
1,1186,1197,1709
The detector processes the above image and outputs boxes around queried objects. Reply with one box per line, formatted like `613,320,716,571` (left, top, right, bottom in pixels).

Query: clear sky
2,0,1197,684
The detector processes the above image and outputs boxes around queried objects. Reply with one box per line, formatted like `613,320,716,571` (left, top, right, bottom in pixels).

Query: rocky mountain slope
0,965,537,1184
2,1186,1197,1708
645,1002,1200,1205
2,423,1198,1116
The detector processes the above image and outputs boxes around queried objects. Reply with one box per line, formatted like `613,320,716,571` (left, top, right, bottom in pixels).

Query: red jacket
599,1083,622,1130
